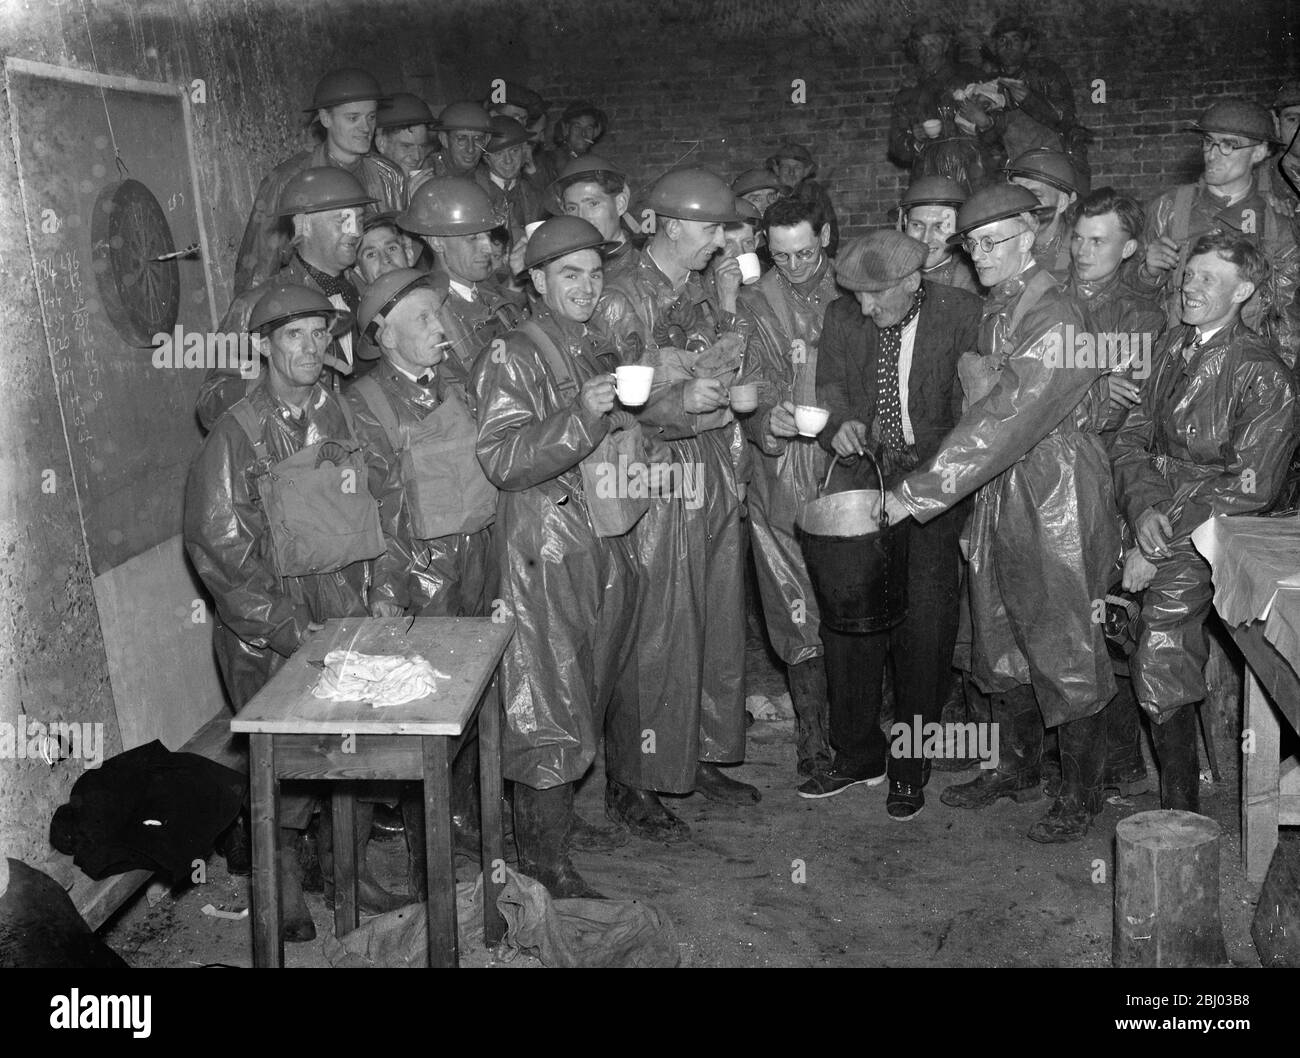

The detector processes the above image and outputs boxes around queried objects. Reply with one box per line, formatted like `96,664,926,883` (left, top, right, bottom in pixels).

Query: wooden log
1251,837,1300,966
1114,809,1227,967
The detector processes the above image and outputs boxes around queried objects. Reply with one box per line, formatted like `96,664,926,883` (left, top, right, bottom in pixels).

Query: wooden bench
63,708,247,931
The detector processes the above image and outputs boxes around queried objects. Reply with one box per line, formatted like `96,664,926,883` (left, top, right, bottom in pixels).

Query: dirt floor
103,619,1285,968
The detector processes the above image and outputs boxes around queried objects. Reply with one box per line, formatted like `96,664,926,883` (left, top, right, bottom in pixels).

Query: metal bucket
795,451,909,634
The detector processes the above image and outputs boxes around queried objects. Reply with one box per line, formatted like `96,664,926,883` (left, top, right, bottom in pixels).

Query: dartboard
91,179,180,348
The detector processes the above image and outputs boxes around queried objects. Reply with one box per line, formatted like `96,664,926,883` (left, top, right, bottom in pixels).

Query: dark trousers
1149,704,1201,811
822,510,963,786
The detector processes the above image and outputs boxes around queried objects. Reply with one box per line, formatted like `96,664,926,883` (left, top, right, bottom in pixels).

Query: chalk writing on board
36,248,97,454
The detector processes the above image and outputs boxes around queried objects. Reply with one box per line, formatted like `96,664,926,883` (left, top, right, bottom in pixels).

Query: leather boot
1029,709,1106,843
216,809,252,876
514,783,605,899
941,685,1044,808
1150,704,1201,812
319,799,409,915
604,778,690,842
568,811,629,851
278,827,315,943
788,657,832,778
1101,676,1150,795
694,762,761,803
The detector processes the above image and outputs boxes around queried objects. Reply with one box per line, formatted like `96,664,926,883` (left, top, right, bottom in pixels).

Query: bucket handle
820,449,890,529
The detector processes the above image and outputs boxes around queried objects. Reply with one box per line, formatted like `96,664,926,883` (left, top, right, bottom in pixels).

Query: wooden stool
1114,809,1227,967
232,617,513,968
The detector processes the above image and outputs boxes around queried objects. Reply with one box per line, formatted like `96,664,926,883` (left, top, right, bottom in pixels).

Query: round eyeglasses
960,232,1021,255
770,247,820,265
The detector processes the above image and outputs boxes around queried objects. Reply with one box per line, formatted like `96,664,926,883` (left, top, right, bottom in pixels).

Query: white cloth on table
311,650,451,707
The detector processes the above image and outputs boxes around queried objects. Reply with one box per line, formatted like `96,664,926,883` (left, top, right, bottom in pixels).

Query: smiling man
555,154,642,282
1006,148,1079,280
1135,100,1300,368
475,116,544,241
899,175,981,292
531,100,609,196
410,101,495,190
882,183,1121,842
767,143,840,257
1113,233,1297,812
374,92,435,177
234,69,405,294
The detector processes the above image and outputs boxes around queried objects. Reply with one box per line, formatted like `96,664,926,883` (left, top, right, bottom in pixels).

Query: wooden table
230,616,514,967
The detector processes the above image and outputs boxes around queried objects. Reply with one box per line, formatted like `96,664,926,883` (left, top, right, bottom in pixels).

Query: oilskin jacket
736,258,838,667
183,383,397,709
345,362,497,618
922,253,982,294
888,60,986,172
474,167,545,239
896,265,1121,726
596,252,756,792
233,144,406,295
1112,321,1297,714
1133,176,1300,368
428,264,528,390
472,306,636,790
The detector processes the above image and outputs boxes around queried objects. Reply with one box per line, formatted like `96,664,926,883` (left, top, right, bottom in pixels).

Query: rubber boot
788,657,832,778
941,684,1044,808
1028,709,1106,843
216,808,252,876
604,777,690,842
694,761,761,803
514,783,605,899
278,826,315,943
1150,704,1201,812
319,799,409,915
1101,675,1150,795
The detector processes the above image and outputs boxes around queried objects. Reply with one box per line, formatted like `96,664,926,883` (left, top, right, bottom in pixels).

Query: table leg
422,736,457,967
1242,667,1281,885
249,733,281,968
332,787,358,937
478,676,506,947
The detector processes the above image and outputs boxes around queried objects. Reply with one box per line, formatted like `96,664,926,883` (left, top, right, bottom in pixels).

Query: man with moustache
795,232,980,818
1113,233,1297,812
395,177,527,390
1135,100,1300,368
597,169,761,840
898,176,981,293
476,116,544,242
1006,148,1079,281
555,154,643,283
735,196,839,781
374,92,436,178
198,168,374,431
473,217,638,898
882,184,1120,842
185,284,401,940
234,69,405,294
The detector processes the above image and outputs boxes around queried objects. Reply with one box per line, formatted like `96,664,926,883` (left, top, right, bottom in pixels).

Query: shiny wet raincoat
735,259,837,667
1112,320,1297,716
897,265,1121,726
596,252,755,792
472,306,636,790
345,361,497,618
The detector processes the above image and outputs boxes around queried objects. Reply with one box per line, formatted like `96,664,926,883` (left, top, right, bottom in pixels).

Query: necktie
876,285,927,450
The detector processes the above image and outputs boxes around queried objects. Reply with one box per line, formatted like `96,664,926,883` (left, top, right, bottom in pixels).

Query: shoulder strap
1171,183,1196,243
229,398,269,460
352,374,403,452
1008,270,1056,336
520,320,580,401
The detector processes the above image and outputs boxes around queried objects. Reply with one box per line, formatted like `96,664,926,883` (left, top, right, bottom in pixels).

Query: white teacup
736,252,762,285
615,365,655,406
794,404,830,437
922,118,943,138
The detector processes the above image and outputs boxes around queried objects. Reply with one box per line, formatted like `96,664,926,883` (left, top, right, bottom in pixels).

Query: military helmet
276,167,376,217
524,216,610,270
1004,148,1077,194
376,92,434,130
357,268,441,341
434,101,494,134
396,177,498,237
248,282,351,335
1191,100,1278,144
899,175,968,210
953,183,1042,236
646,168,742,224
553,153,628,192
306,68,388,111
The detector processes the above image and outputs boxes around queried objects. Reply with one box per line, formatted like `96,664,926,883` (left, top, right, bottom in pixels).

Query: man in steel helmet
411,101,495,190
898,175,981,293
1266,80,1300,215
475,116,545,242
374,92,436,177
234,68,405,295
553,154,643,284
1005,147,1079,281
1133,99,1300,368
532,100,609,198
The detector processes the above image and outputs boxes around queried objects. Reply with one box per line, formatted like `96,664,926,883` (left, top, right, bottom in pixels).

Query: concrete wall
0,0,1294,870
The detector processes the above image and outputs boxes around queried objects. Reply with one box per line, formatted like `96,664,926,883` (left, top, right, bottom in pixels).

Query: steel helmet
396,177,499,237
485,116,531,153
434,101,493,134
732,168,783,196
305,68,388,111
899,175,968,210
357,268,440,340
248,282,352,335
646,168,742,224
1191,99,1278,144
275,167,376,217
376,92,434,129
1004,148,1077,194
524,216,610,270
553,152,627,191
953,183,1042,236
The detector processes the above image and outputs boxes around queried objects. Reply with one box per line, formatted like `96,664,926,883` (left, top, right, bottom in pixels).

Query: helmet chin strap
1279,123,1300,200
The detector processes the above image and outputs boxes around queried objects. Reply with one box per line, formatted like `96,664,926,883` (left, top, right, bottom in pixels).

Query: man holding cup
596,168,762,840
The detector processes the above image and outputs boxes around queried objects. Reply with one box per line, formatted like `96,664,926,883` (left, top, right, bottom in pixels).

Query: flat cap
834,231,927,292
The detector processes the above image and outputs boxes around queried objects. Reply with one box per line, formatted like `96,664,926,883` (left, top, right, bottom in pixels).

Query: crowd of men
180,13,1300,942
